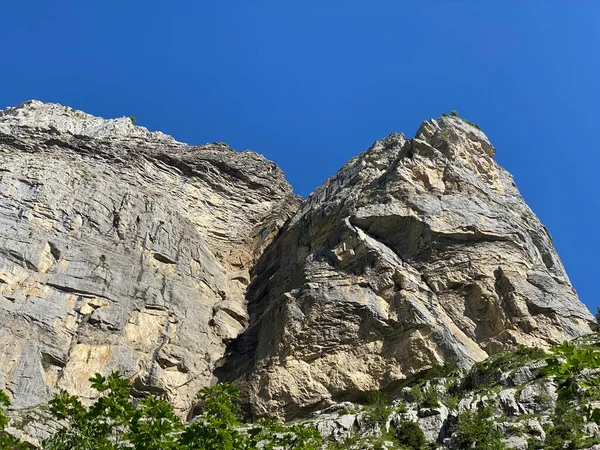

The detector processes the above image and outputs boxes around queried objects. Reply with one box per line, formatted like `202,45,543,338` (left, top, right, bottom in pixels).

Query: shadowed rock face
222,115,594,420
0,100,300,414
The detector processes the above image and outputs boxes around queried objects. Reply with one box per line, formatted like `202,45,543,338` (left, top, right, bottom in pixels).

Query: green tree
544,339,600,423
542,402,586,450
43,372,137,450
179,382,251,450
7,372,324,450
128,396,183,450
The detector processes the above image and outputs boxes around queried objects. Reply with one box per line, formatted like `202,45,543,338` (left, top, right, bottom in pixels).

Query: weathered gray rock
0,101,299,418
503,435,528,450
417,405,450,442
223,114,594,419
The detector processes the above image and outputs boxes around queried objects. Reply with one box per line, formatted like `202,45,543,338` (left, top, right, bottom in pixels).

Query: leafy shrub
541,402,587,450
409,385,424,404
442,395,460,411
37,372,324,450
449,407,506,450
129,116,137,124
0,390,28,449
396,402,408,413
395,418,426,449
0,391,9,432
463,345,547,390
418,361,461,382
450,110,458,116
465,119,481,130
421,388,440,408
544,340,600,402
363,391,392,428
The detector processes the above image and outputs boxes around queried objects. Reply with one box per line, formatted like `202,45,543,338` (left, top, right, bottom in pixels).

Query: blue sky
1,1,599,312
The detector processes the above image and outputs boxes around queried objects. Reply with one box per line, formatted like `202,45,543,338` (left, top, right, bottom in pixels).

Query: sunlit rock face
222,115,594,420
0,101,593,429
0,100,300,414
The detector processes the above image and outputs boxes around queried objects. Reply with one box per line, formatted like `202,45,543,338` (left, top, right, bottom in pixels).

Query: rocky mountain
0,101,594,444
222,114,594,420
0,100,299,416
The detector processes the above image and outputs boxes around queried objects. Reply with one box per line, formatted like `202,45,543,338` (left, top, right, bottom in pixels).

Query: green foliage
0,390,9,431
409,385,424,404
9,337,600,450
441,110,482,129
43,372,138,450
442,395,460,411
544,340,600,403
0,390,29,450
197,382,241,425
363,391,392,428
394,418,426,449
180,417,249,450
541,402,587,450
129,116,136,124
37,372,323,450
395,402,408,414
466,120,480,129
450,407,506,450
418,362,461,382
128,396,182,450
464,345,547,390
421,388,439,409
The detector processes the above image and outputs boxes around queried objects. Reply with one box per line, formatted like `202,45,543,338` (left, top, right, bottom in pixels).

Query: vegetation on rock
5,335,600,449
449,407,506,450
3,373,324,450
0,390,28,449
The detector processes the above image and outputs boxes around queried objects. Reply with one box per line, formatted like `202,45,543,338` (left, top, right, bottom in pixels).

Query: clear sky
1,1,598,312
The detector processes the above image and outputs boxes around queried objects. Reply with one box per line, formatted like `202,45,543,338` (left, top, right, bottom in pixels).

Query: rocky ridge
0,101,595,446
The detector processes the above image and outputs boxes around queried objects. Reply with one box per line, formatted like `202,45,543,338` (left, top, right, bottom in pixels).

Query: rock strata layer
0,101,593,428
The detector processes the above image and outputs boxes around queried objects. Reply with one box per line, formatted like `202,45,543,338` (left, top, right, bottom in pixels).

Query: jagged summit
0,99,177,142
222,110,593,419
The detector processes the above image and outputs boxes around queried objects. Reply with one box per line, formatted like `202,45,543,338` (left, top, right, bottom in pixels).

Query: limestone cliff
0,101,593,429
222,114,594,419
0,100,299,415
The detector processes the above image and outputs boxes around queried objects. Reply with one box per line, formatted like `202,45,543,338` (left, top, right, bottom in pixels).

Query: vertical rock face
0,101,299,413
223,115,594,419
